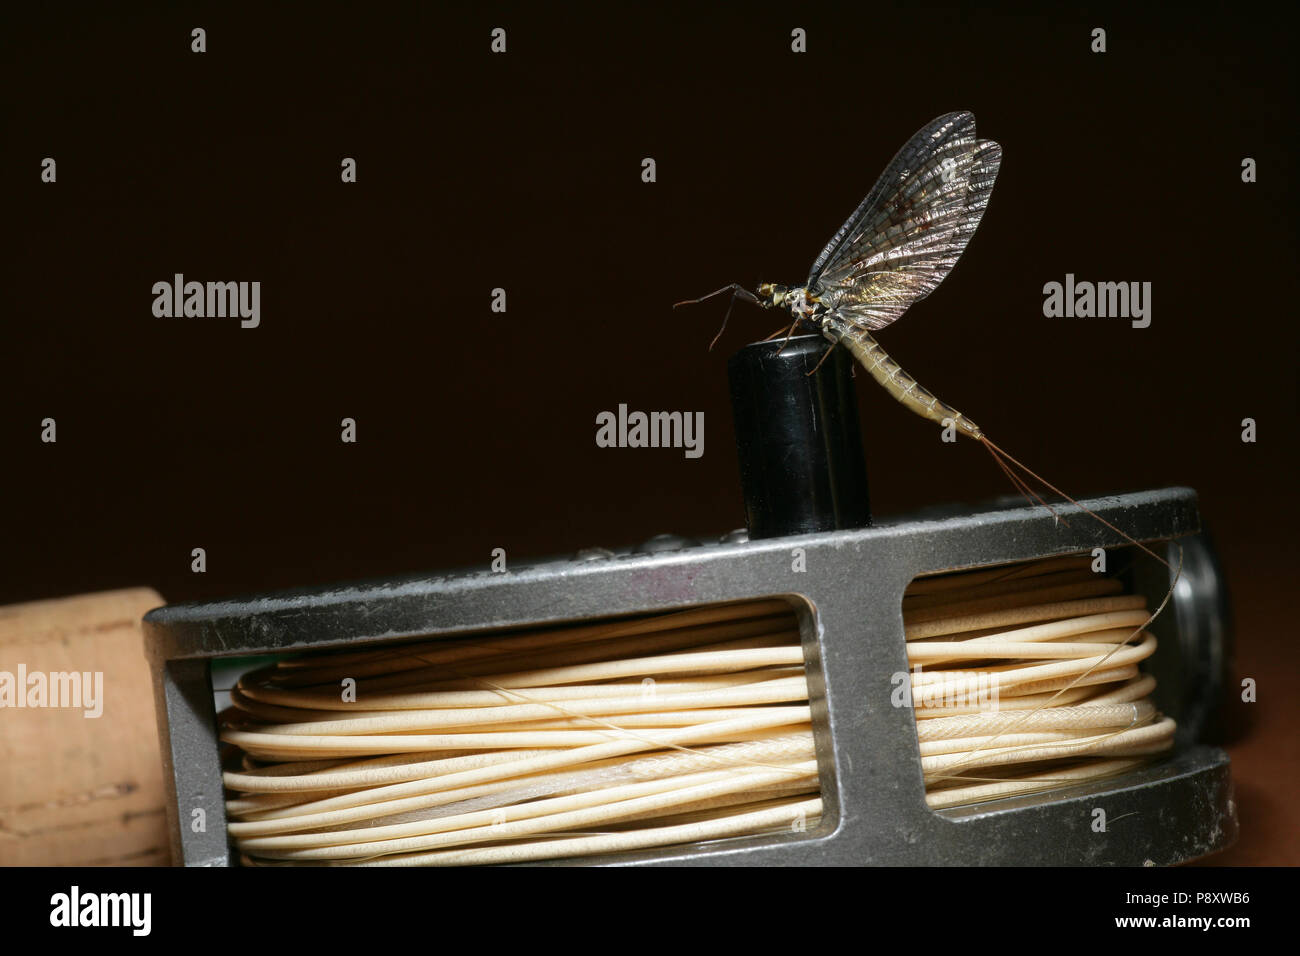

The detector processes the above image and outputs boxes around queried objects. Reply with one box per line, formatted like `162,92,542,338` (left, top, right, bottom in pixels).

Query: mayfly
676,110,1168,561
681,111,996,441
677,112,1183,783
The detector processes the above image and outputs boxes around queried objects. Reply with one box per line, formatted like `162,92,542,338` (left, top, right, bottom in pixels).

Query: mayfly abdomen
829,324,982,440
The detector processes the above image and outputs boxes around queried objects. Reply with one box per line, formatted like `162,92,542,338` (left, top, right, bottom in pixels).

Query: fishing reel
145,334,1235,866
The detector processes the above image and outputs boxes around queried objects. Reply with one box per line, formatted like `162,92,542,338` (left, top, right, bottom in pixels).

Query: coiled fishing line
905,552,1174,808
219,553,1173,864
223,600,820,865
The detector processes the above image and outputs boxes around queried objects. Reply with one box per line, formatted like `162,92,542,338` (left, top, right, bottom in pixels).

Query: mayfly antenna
673,283,759,351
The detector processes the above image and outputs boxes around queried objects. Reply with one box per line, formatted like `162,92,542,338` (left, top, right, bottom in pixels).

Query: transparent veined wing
808,111,1001,332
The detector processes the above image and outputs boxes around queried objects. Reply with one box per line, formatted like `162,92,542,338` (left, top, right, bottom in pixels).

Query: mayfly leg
673,284,760,351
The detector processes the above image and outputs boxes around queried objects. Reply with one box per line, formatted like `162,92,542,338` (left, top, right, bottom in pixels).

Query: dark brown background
2,3,1295,863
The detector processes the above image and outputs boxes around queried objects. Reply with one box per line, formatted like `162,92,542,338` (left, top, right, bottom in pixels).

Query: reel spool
145,335,1235,865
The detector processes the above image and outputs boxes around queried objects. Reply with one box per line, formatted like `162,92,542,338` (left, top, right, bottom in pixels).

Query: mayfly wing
808,111,1002,332
806,112,975,280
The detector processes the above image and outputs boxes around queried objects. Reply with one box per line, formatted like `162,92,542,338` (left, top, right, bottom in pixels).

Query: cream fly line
221,552,1172,865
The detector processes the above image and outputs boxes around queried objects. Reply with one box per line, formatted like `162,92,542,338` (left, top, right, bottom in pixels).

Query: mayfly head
756,283,786,308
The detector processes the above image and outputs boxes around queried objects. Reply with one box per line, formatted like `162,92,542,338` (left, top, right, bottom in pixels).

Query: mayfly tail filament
978,435,1174,571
